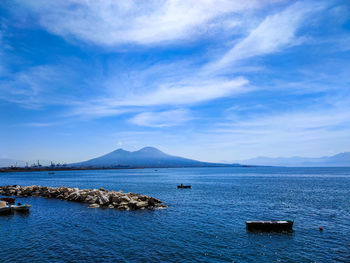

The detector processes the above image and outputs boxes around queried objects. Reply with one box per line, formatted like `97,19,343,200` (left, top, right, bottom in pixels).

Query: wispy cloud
114,77,249,106
130,109,192,127
0,65,61,108
207,1,325,71
17,0,276,46
64,74,250,125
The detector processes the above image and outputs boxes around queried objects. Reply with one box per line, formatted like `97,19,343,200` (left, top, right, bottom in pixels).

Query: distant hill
71,146,231,168
238,152,350,167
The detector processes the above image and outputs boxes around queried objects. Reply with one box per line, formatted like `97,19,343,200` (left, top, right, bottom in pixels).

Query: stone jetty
0,185,167,210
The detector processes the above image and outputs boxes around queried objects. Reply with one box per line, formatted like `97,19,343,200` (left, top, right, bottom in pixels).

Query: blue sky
1,0,350,163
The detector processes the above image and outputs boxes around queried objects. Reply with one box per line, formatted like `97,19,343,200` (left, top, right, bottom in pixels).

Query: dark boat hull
177,185,191,189
0,207,11,215
246,220,294,232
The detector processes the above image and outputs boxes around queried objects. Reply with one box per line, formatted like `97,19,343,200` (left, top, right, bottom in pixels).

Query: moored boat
0,201,11,214
177,184,191,189
246,220,294,232
11,203,32,212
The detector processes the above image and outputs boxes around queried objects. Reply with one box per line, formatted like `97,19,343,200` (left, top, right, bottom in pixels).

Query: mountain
238,152,350,167
71,146,229,168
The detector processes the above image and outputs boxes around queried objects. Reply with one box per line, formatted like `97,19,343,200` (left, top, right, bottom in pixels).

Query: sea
0,167,350,263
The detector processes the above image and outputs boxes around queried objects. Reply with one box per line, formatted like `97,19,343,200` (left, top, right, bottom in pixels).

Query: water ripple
0,167,350,262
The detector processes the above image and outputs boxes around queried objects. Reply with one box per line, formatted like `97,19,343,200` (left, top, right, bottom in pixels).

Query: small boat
11,203,32,212
0,201,11,214
1,197,15,204
177,184,191,189
246,220,294,232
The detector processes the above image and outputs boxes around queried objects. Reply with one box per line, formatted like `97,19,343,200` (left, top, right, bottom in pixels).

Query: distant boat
11,203,31,212
177,184,191,189
246,220,293,232
0,201,11,214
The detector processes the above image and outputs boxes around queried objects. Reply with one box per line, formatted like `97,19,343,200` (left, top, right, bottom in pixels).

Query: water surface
1,167,350,262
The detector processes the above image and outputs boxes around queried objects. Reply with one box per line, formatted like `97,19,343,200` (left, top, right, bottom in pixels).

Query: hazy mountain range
2,148,350,168
70,147,230,168
238,152,350,167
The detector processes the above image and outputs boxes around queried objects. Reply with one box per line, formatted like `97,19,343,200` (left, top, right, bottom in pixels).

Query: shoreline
0,166,140,173
0,164,243,173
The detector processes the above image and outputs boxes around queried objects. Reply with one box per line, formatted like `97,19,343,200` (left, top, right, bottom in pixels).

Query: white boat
0,201,11,214
11,204,32,212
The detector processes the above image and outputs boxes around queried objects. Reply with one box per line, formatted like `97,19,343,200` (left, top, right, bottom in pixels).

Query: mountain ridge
71,146,230,168
237,152,350,167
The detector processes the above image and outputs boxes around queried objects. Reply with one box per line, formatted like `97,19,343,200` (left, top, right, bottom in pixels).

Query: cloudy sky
1,0,350,163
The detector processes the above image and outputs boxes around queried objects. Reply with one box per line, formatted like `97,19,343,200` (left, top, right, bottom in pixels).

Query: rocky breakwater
0,185,167,210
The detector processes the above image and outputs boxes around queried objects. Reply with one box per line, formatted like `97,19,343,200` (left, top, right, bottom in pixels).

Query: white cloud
118,77,249,106
67,105,131,119
218,109,350,132
66,76,250,119
18,0,277,45
207,1,325,71
0,65,60,108
130,109,192,127
0,65,83,109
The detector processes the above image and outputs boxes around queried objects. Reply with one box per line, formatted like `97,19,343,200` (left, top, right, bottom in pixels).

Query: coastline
0,164,244,173
0,166,140,173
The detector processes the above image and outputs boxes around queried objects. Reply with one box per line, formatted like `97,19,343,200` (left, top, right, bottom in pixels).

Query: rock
0,184,167,211
120,195,131,203
85,195,97,204
118,205,130,210
148,197,161,206
127,200,138,209
156,204,168,210
98,193,110,205
138,195,148,201
136,201,148,208
111,195,122,203
68,191,79,201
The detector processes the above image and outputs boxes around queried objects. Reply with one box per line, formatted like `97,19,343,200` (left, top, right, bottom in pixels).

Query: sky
1,0,350,163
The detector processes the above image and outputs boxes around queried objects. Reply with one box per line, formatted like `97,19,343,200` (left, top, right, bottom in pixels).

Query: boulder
118,204,130,210
98,193,110,205
136,201,148,208
86,195,97,204
120,195,131,203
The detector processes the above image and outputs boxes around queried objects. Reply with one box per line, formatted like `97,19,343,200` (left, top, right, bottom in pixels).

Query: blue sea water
1,167,350,263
